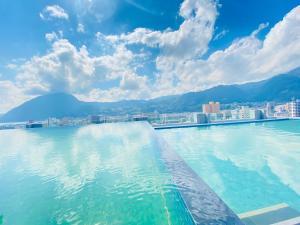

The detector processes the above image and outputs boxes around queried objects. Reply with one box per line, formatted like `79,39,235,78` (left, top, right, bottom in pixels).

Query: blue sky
0,0,300,113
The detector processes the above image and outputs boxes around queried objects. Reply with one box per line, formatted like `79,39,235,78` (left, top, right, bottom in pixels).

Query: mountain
0,93,84,122
1,69,300,122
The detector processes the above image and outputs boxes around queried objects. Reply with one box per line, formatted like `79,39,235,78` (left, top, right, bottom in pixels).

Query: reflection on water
0,122,193,225
159,120,300,213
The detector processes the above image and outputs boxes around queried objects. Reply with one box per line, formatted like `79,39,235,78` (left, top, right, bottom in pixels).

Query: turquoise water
0,122,194,225
159,120,300,214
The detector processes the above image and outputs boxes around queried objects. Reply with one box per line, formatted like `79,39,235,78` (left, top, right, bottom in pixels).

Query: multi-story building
249,109,264,120
202,102,220,114
288,100,300,117
239,106,250,119
159,113,194,124
90,115,106,124
193,113,208,124
207,113,223,122
274,104,289,118
235,107,264,120
222,110,232,120
266,102,274,118
132,115,148,121
231,109,240,120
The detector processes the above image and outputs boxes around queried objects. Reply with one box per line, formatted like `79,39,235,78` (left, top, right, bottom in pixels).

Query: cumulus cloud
40,5,69,20
101,3,300,98
99,0,218,97
173,6,300,92
77,23,85,33
45,31,64,42
45,32,57,42
0,81,31,113
13,38,149,102
4,1,300,109
110,0,217,61
120,71,148,91
16,39,97,94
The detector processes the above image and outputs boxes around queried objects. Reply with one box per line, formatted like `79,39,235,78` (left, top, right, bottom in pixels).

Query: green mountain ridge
1,69,300,122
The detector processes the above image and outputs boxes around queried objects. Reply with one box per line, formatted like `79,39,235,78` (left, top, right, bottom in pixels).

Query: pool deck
153,118,290,130
239,203,300,225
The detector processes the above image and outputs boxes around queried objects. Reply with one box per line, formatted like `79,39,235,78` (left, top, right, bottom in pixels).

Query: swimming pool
159,120,300,214
0,122,240,225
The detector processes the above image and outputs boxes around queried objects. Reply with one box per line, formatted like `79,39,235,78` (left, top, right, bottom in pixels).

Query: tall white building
237,106,263,120
239,106,250,119
288,100,300,117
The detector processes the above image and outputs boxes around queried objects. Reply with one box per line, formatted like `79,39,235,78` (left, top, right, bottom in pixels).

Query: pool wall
151,125,243,225
153,118,289,130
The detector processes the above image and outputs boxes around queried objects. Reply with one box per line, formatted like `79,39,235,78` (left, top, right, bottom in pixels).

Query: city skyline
1,0,300,114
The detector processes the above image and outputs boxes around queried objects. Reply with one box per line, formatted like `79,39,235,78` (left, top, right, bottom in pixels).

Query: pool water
0,122,194,225
159,120,300,214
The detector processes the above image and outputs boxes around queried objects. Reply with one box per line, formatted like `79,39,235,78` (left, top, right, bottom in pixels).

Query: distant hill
1,69,300,122
0,93,85,122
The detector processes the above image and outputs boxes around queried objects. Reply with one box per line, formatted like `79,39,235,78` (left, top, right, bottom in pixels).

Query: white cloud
0,81,31,113
120,71,148,91
6,63,17,70
112,0,217,61
4,1,300,109
101,3,300,99
45,32,58,42
16,39,96,94
178,6,300,91
45,31,63,42
40,5,69,20
104,0,218,97
77,23,85,33
213,29,228,41
151,5,300,96
14,38,149,101
73,0,117,23
251,22,269,37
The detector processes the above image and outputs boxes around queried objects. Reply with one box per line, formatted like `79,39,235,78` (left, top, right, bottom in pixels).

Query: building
249,109,264,120
132,115,148,121
231,109,240,120
239,106,250,119
26,122,43,128
202,102,220,114
274,104,289,118
288,100,300,117
207,113,223,122
222,110,232,120
193,113,208,124
266,102,274,118
159,113,193,124
237,107,264,120
90,115,106,124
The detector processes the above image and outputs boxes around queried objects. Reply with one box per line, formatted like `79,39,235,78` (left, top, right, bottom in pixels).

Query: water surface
0,122,194,225
159,120,300,213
